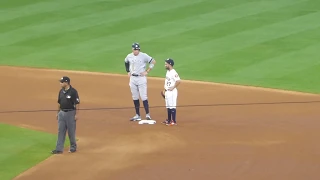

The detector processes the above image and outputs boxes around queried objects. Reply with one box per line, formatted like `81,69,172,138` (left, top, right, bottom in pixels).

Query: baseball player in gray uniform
124,42,156,121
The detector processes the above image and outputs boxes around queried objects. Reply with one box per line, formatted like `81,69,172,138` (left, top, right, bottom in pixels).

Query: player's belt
60,109,75,112
131,73,140,77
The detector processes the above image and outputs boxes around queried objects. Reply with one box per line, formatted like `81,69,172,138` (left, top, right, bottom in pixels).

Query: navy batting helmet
132,42,140,50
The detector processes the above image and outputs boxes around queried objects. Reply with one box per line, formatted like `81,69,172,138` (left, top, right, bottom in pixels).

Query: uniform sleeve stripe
149,58,153,63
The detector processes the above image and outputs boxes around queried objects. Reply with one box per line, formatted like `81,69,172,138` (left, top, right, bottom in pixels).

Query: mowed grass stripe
0,0,97,22
278,64,320,93
8,0,304,64
150,0,318,57
221,43,320,93
0,0,152,33
160,10,320,65
0,0,45,9
230,42,320,79
12,0,254,48
0,0,204,46
198,27,320,77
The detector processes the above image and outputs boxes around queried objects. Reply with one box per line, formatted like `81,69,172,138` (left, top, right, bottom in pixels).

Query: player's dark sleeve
125,62,130,72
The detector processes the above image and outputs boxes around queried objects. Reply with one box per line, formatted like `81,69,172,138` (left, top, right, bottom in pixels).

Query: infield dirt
0,66,319,180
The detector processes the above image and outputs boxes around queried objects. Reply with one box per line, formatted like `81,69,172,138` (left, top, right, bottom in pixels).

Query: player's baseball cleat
146,114,152,120
161,120,169,124
130,114,141,121
51,150,63,154
166,122,177,126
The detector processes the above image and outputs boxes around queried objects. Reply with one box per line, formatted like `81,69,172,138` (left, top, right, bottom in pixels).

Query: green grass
0,123,68,180
0,0,320,93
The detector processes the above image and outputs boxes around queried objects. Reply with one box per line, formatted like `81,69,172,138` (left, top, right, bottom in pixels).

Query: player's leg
171,89,178,124
166,89,178,125
129,77,141,121
164,90,172,124
138,77,151,119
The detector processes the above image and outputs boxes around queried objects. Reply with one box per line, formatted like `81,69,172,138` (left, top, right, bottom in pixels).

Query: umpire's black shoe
51,150,63,154
68,149,77,153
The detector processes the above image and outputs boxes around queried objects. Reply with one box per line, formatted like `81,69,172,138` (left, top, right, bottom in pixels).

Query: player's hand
127,72,131,77
141,71,148,76
75,115,78,121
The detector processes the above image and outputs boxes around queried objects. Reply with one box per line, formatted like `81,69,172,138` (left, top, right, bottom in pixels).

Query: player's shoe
68,149,77,153
166,122,177,126
161,120,169,124
130,114,141,121
146,114,152,120
51,149,63,154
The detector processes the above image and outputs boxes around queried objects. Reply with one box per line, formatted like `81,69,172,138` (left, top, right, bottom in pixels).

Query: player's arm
56,104,60,120
125,62,130,72
72,90,80,115
174,80,181,88
124,56,130,73
169,80,181,91
146,54,156,73
169,73,181,90
57,92,60,119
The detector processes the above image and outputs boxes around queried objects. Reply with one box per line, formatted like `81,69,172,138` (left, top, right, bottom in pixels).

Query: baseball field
0,0,320,179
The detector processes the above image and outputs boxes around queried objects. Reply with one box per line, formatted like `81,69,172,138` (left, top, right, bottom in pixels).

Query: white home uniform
164,69,180,109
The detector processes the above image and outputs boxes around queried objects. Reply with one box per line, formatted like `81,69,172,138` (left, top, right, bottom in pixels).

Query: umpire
51,76,80,154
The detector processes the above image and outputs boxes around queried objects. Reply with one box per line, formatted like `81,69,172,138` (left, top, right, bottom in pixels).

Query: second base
138,120,156,125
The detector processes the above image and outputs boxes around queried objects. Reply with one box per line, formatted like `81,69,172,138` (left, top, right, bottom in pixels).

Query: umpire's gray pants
56,110,77,151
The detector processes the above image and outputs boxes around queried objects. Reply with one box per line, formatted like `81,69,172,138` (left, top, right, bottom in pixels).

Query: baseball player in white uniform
124,42,156,121
162,58,181,126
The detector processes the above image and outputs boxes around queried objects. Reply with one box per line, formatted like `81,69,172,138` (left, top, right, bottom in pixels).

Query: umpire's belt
131,73,141,77
60,109,75,112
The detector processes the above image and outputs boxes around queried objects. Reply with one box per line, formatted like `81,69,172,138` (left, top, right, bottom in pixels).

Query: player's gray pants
129,76,148,101
56,110,77,151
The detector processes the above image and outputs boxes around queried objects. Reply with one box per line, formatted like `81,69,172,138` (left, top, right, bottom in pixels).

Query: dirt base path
0,66,319,180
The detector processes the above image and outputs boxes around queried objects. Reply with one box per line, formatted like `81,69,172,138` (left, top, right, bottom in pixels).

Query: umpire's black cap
165,58,174,66
59,76,70,83
132,42,140,50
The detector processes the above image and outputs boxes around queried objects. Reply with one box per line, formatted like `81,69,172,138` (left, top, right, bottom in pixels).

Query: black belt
60,109,75,112
131,73,141,77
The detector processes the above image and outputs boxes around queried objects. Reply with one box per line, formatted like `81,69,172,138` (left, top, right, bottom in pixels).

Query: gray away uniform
125,49,155,121
125,52,154,101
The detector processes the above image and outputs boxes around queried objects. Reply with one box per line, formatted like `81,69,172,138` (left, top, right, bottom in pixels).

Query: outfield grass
0,0,319,93
0,123,68,180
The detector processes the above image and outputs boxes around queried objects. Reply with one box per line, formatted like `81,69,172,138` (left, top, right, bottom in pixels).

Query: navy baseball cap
59,76,70,83
132,42,140,50
165,58,174,66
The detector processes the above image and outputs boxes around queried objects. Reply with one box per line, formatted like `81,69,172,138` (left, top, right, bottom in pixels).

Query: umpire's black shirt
58,85,80,111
